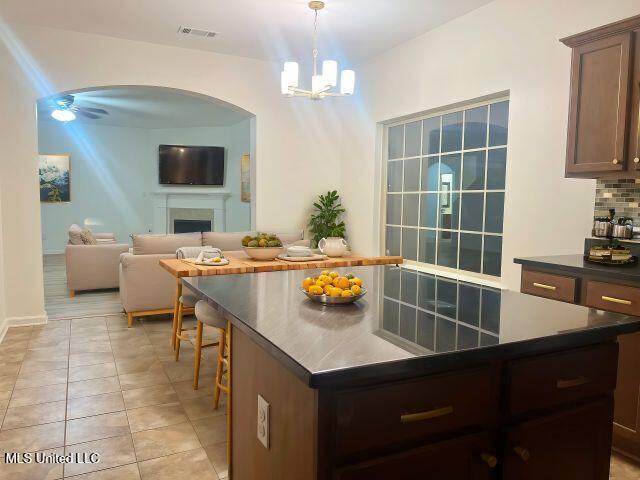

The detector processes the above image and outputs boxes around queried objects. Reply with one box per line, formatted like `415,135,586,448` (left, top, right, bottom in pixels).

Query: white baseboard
0,313,48,344
43,250,65,255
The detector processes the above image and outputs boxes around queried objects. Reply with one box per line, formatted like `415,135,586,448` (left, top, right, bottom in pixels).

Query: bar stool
194,300,230,409
173,292,200,359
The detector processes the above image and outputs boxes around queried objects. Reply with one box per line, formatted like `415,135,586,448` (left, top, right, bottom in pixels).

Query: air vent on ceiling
178,26,217,38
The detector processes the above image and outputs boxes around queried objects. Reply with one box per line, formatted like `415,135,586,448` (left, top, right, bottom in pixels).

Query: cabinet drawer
333,368,498,457
585,281,640,316
333,432,495,480
521,270,577,303
507,343,618,415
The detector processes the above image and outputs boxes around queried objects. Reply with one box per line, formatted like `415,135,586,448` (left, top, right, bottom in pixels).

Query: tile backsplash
594,178,640,223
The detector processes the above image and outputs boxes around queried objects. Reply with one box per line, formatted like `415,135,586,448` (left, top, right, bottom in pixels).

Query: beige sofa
119,231,305,323
65,228,129,296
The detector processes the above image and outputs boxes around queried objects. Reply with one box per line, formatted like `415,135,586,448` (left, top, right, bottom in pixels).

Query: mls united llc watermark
4,451,100,464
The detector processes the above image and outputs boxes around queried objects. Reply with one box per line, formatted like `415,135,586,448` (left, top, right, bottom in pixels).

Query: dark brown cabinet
334,433,496,480
561,15,640,178
519,267,640,458
502,401,613,480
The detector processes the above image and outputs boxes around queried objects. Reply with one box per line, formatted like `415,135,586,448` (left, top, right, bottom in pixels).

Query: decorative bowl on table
241,233,285,260
300,271,366,306
287,245,313,257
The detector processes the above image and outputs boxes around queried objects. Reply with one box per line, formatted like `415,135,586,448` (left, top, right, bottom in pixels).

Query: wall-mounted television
159,145,225,186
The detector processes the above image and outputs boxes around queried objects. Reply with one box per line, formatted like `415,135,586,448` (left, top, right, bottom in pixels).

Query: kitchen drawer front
333,368,498,457
333,431,495,480
507,343,618,415
521,270,577,303
585,281,640,316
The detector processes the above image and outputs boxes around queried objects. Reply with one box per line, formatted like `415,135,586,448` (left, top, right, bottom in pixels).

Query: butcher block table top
159,254,403,278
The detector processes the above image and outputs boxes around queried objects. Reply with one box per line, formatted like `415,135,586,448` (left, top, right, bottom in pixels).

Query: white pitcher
318,237,348,257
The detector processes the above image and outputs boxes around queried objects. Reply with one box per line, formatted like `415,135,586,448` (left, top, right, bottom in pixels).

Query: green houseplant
308,190,346,248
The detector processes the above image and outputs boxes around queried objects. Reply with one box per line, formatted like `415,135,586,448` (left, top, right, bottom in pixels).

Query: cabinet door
502,400,613,480
565,33,632,175
334,432,496,480
613,332,640,457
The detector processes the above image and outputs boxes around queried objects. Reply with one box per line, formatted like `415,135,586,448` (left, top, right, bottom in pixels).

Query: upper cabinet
561,15,640,178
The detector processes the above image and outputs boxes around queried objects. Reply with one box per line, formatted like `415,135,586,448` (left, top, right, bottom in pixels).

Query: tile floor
0,314,227,480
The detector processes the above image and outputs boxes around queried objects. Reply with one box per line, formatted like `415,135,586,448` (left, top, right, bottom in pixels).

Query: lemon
341,290,354,297
323,285,333,295
329,271,339,279
308,285,323,295
336,277,351,290
330,287,343,297
351,284,362,295
352,277,363,287
302,277,314,291
315,280,325,288
321,270,330,276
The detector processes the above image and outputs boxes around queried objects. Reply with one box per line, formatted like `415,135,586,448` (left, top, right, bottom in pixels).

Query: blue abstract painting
39,155,70,203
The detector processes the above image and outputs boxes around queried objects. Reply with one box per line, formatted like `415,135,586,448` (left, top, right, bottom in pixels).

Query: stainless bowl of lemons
300,271,366,305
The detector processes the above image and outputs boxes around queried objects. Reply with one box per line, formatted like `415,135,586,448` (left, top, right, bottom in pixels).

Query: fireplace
174,219,212,234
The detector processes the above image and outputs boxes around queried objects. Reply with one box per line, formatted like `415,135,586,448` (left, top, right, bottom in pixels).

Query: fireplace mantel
151,190,230,233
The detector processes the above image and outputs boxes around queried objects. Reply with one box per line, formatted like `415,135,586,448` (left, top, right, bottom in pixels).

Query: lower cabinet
333,432,496,480
502,400,613,480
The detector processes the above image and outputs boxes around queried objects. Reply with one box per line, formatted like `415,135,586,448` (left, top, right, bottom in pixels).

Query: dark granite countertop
515,254,640,282
184,265,640,388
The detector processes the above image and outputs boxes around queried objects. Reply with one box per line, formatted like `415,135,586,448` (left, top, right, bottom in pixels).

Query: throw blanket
176,246,222,259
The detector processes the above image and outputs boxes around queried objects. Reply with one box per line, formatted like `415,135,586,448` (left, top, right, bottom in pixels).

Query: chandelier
280,1,355,100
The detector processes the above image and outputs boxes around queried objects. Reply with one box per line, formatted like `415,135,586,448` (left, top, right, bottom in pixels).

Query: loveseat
119,230,305,322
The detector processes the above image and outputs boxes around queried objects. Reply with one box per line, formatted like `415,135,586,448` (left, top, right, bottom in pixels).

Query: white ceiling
1,0,492,64
36,87,253,128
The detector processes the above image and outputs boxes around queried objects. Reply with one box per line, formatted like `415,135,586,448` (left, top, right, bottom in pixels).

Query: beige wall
0,187,6,339
0,24,344,322
337,0,640,291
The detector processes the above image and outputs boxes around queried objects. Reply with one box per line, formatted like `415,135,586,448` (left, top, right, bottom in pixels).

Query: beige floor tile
9,383,66,408
68,376,121,399
132,421,201,461
22,348,69,362
0,362,21,377
19,359,68,374
14,368,68,390
192,415,227,447
204,442,228,479
1,400,66,430
126,402,188,433
64,435,136,477
106,316,132,332
0,351,26,363
67,392,125,420
69,341,112,355
69,352,114,368
122,384,179,410
66,411,130,445
65,463,140,479
114,357,162,376
0,421,65,452
181,395,226,421
610,452,640,479
118,368,170,391
27,337,69,351
0,374,17,392
172,377,216,401
69,363,117,382
0,446,64,480
112,345,156,361
138,447,218,480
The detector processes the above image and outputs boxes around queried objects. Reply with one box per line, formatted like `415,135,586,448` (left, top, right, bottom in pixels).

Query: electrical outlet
257,394,269,449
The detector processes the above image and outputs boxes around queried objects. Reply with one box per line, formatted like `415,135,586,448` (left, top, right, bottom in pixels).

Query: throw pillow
68,224,84,245
80,229,98,245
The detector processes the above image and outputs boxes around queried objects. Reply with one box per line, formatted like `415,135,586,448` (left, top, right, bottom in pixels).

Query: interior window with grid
384,99,509,277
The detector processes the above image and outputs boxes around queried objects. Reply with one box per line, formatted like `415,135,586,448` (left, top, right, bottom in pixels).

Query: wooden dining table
159,253,403,333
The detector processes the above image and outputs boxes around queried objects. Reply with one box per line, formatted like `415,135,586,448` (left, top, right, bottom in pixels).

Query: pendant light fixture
280,1,355,100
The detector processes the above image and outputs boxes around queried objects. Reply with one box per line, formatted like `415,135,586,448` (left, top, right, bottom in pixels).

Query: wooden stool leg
127,312,134,328
213,327,225,409
174,301,184,361
193,320,203,390
171,279,182,349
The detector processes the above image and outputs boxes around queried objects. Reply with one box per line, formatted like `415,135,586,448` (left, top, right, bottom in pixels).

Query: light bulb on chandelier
280,1,355,100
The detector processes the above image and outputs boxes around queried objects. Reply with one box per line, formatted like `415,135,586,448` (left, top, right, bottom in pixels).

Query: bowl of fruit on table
241,233,285,260
300,271,366,305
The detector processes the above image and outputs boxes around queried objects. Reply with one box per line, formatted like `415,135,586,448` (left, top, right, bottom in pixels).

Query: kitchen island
184,265,640,480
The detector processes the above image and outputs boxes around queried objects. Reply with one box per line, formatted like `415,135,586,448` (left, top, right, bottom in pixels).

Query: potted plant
308,190,347,252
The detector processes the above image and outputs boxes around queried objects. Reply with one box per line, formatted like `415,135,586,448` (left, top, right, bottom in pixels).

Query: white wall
0,24,344,323
38,118,252,253
338,0,640,291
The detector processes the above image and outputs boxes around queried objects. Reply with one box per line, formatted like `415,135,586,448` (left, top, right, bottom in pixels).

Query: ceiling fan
46,94,109,122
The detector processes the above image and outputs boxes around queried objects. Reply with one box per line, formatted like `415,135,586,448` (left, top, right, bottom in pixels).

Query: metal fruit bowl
299,287,367,305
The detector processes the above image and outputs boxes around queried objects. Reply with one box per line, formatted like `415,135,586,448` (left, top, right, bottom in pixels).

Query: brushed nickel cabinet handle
601,295,632,305
513,446,530,462
533,282,556,291
480,453,498,468
557,376,589,389
613,158,619,165
400,405,453,423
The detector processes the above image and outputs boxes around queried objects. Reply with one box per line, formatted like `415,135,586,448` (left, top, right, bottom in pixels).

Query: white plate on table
184,258,230,266
278,253,327,262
